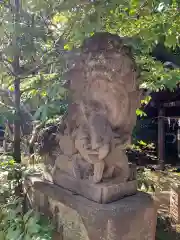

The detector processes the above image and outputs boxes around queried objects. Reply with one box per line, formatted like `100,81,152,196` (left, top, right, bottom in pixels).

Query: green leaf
40,105,48,122
24,235,32,240
53,13,68,23
23,210,34,223
26,216,41,235
136,108,147,117
141,96,152,105
6,227,22,240
33,107,43,120
0,230,5,240
138,140,147,146
64,44,72,50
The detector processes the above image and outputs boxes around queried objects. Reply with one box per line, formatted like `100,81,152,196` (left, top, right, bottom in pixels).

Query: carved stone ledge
52,169,137,203
42,163,137,204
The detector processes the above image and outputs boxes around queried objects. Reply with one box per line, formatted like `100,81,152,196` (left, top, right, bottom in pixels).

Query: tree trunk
12,0,21,163
13,76,21,162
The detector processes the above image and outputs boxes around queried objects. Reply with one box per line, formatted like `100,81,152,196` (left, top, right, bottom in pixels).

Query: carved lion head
68,32,140,135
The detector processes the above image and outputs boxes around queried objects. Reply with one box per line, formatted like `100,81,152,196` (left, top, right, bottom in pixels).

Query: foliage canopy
0,0,178,161
0,0,179,124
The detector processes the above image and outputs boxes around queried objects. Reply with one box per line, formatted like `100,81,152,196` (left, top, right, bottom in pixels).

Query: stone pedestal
43,163,137,204
52,170,137,204
24,176,157,240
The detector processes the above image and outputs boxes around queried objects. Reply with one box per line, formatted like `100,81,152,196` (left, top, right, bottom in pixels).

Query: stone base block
44,163,137,204
52,170,137,203
24,176,157,240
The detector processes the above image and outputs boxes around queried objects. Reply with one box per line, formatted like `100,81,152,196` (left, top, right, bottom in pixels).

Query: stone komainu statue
38,32,140,184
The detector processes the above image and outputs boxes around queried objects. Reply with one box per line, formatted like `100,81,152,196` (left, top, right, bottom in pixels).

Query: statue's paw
72,165,82,179
88,175,102,183
117,170,130,182
103,166,115,179
98,143,110,160
88,175,94,182
73,171,81,179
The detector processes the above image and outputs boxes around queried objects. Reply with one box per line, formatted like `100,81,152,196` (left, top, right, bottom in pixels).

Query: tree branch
2,61,17,77
0,87,14,106
20,87,36,95
0,100,14,110
0,87,33,120
0,53,17,77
